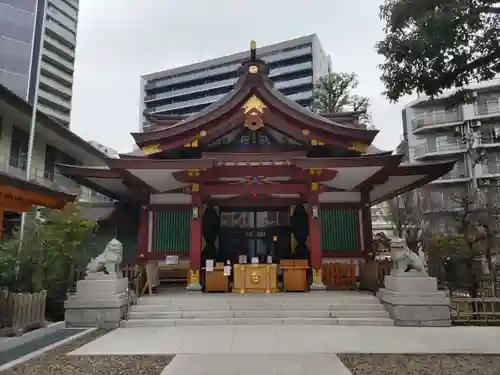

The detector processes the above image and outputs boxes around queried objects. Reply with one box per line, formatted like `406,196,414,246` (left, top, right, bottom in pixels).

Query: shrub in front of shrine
0,204,98,321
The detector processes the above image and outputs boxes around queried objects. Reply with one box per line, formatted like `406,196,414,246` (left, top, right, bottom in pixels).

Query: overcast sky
70,0,414,153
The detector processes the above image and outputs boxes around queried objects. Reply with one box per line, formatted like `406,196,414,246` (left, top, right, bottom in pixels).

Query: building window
44,145,57,180
44,145,78,181
9,126,29,170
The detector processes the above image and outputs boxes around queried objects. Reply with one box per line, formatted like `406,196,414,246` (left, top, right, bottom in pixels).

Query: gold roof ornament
242,95,266,131
142,144,160,155
250,40,257,60
242,95,266,114
348,141,369,153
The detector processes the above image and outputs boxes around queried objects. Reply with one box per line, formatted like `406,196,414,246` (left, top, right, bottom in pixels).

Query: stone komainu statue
390,237,428,276
86,238,123,275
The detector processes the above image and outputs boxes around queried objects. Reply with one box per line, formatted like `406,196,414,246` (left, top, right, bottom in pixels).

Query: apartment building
371,202,396,237
139,34,331,132
403,79,500,213
0,84,109,236
0,0,79,127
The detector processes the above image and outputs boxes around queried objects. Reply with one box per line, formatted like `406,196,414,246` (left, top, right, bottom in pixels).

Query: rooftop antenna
250,40,256,60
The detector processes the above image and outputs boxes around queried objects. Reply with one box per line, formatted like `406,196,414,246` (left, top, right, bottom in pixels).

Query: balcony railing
482,163,500,175
476,98,500,117
411,110,462,130
412,139,466,158
480,132,500,145
425,192,463,211
0,156,111,203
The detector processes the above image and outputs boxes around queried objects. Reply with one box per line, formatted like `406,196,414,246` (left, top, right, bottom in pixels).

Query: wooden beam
204,182,309,195
117,168,160,195
213,195,301,209
173,166,337,183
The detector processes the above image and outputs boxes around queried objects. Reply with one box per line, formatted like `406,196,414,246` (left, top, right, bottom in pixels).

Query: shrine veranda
59,42,454,293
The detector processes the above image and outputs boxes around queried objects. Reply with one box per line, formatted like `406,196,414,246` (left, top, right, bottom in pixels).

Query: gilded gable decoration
242,95,267,131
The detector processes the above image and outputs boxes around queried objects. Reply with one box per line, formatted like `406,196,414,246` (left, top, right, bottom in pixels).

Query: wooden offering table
280,259,309,292
204,263,229,292
232,264,278,293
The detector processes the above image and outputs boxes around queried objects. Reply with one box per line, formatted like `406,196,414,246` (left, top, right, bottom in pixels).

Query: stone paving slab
160,354,351,375
70,325,500,355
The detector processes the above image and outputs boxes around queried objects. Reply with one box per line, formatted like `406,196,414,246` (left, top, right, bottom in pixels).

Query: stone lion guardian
390,237,427,276
86,238,123,275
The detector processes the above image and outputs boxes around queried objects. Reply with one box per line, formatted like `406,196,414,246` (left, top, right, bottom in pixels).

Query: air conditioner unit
479,179,492,186
471,120,482,128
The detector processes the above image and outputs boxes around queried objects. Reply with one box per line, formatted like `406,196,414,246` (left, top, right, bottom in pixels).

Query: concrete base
64,275,130,328
377,275,451,327
186,283,202,292
309,282,327,291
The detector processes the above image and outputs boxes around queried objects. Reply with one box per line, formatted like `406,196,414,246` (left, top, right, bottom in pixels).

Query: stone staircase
121,292,394,327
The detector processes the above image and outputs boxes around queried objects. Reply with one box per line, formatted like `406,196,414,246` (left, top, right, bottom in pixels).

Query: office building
0,0,79,127
403,78,500,213
139,34,331,132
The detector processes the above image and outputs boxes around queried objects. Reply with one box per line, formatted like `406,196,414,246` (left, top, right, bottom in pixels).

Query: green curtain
154,211,190,253
321,208,359,252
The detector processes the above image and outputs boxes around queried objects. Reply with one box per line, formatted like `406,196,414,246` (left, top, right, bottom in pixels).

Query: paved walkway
71,325,500,355
161,354,352,375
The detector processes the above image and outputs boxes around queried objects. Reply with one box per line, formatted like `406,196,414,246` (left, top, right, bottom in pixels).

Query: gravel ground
339,354,500,375
2,329,174,375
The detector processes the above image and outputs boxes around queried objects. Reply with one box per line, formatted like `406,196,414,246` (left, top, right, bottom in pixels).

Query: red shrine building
60,42,454,292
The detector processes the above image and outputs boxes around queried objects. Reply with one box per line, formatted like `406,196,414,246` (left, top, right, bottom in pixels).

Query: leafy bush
0,204,98,320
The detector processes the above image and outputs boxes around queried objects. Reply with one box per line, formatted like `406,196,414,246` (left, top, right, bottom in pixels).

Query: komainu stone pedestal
377,275,451,327
64,274,129,329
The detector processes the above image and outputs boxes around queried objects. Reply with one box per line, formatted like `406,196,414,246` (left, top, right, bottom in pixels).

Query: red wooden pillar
361,190,374,261
137,205,149,262
0,207,4,243
187,185,203,291
308,187,326,290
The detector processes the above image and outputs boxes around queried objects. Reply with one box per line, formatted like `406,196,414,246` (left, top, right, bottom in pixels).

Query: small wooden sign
165,255,179,265
206,260,214,272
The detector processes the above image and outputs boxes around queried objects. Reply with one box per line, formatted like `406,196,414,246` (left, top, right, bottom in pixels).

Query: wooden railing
322,263,357,290
451,297,500,325
0,290,47,336
122,264,144,299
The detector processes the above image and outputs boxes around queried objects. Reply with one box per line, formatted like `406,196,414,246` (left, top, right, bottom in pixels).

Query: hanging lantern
312,205,320,219
192,205,200,220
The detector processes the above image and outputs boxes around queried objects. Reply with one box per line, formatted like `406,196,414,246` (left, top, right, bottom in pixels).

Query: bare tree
386,191,430,250
424,186,500,297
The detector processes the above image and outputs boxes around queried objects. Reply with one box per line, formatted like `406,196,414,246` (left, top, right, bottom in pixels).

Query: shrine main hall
59,42,454,293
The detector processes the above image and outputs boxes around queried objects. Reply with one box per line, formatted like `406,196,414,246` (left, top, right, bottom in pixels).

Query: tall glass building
0,0,79,127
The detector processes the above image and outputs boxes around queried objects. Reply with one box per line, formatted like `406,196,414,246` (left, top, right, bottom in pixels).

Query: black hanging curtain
290,204,309,260
202,204,220,261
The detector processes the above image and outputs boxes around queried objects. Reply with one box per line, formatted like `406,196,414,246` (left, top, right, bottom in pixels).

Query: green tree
0,204,98,291
376,0,500,102
25,204,98,292
310,71,371,124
